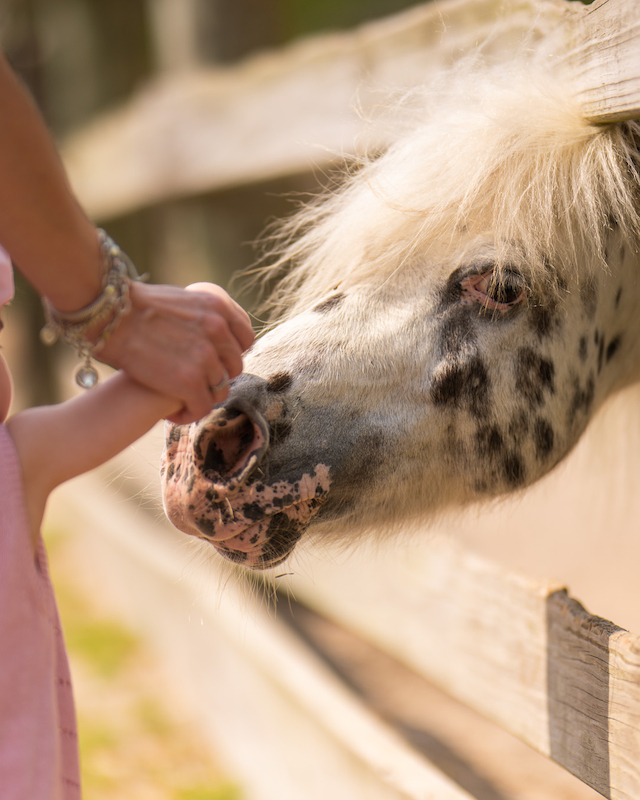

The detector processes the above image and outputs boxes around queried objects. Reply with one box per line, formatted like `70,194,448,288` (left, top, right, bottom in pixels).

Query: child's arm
6,372,182,544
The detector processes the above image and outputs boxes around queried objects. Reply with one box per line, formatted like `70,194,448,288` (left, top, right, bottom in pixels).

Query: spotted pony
161,51,640,569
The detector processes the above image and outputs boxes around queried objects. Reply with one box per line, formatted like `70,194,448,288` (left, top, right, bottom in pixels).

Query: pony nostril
203,414,261,477
198,399,270,486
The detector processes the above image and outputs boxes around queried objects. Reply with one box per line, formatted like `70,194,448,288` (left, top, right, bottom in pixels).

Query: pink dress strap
0,425,81,799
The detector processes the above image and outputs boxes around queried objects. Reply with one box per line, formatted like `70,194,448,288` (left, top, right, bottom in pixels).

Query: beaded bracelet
40,229,143,388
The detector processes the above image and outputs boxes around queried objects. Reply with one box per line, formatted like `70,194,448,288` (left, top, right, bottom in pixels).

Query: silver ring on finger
210,369,229,393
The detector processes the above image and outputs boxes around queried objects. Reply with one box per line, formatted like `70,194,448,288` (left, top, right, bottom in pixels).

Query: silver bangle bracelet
40,229,143,388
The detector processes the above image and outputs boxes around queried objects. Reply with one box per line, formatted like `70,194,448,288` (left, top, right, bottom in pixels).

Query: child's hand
96,282,254,424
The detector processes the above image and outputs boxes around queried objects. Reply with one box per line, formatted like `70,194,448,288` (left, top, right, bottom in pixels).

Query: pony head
162,61,640,569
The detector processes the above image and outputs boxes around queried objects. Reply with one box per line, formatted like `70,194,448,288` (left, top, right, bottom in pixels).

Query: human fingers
96,282,251,422
166,353,232,424
186,282,255,352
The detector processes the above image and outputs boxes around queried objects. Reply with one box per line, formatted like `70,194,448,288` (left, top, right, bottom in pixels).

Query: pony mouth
194,469,331,569
163,461,333,569
203,498,322,569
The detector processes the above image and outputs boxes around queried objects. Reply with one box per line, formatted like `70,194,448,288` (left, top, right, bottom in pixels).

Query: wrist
42,227,104,312
40,230,143,387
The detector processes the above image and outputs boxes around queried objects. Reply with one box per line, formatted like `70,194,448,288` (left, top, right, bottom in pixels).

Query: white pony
161,43,640,569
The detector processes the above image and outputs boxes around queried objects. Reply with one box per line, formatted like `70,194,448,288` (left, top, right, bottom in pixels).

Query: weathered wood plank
61,0,562,220
563,0,640,124
285,536,640,799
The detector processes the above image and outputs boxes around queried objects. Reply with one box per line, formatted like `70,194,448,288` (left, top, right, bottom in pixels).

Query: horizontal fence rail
285,537,640,799
62,0,640,222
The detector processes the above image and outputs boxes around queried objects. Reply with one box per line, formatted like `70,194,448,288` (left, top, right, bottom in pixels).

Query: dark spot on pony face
598,337,605,373
217,546,248,565
431,356,491,418
168,425,182,444
205,487,220,504
503,452,525,487
195,515,215,537
439,307,477,356
529,299,560,339
312,293,346,313
606,335,622,363
515,347,555,409
241,502,265,522
568,372,595,427
258,514,305,567
578,336,588,362
580,276,598,319
476,425,504,459
615,287,623,308
441,265,467,304
267,372,293,393
533,418,554,459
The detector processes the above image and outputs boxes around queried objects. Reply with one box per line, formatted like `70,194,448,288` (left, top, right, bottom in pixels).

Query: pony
160,37,640,569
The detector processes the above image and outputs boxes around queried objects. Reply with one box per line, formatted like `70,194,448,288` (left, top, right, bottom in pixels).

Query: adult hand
96,281,254,424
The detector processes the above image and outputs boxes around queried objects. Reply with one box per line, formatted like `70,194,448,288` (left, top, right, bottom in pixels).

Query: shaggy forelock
258,55,640,319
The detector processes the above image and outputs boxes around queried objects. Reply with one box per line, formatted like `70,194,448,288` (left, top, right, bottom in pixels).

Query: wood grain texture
563,0,640,123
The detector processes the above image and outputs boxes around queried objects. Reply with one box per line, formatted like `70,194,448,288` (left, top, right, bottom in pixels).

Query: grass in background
45,525,242,800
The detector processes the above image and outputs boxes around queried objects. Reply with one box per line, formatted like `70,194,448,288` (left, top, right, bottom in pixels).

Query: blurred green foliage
282,0,423,39
66,619,139,678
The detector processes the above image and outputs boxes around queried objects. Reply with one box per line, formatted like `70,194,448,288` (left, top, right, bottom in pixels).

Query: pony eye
461,269,526,312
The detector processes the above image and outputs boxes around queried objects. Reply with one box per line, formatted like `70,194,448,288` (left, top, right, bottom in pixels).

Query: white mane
259,57,640,320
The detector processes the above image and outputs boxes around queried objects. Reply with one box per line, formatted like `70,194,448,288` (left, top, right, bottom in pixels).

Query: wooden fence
54,0,640,798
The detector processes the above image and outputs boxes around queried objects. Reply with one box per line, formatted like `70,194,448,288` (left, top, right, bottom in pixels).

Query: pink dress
0,244,12,305
0,246,81,798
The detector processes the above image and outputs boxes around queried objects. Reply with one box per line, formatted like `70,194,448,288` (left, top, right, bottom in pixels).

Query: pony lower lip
206,498,313,546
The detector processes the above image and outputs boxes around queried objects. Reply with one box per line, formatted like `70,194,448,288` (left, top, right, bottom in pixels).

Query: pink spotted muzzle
161,394,331,569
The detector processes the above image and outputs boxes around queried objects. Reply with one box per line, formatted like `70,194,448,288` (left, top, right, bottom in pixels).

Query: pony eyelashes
460,268,527,312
